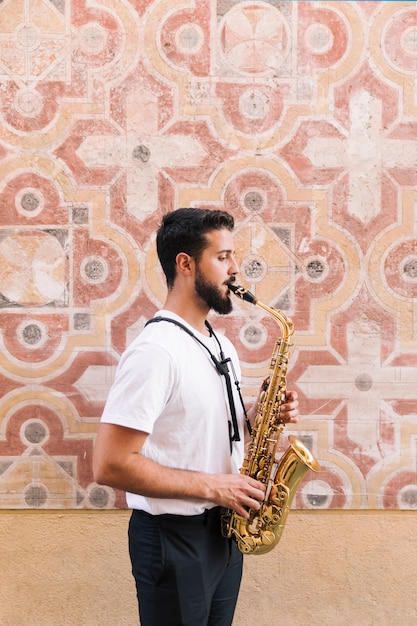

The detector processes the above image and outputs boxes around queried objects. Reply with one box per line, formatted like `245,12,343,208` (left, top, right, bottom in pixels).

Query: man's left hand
279,389,299,424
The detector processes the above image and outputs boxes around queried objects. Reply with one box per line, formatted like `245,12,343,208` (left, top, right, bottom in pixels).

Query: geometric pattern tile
0,0,416,510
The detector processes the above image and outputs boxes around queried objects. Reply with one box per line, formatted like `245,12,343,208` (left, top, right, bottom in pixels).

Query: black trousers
128,507,243,626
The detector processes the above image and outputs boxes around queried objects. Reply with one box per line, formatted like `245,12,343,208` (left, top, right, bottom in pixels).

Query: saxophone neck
228,284,294,340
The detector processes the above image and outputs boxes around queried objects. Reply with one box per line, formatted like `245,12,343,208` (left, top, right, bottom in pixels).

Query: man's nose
228,256,240,275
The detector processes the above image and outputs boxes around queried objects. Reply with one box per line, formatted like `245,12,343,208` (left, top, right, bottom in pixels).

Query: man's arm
93,422,265,518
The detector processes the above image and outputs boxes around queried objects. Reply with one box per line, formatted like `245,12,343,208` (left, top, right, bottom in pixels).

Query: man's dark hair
156,208,234,288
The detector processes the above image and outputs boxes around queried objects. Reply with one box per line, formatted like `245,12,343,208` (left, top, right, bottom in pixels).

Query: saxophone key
260,530,275,547
238,537,257,554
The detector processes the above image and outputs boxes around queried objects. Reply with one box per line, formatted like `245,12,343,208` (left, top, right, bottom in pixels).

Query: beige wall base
1,510,416,626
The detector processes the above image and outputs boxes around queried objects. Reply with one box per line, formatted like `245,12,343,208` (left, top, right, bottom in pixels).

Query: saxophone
221,284,320,555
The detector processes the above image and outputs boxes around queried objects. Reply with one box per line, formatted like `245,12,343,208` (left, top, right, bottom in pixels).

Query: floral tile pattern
0,0,416,510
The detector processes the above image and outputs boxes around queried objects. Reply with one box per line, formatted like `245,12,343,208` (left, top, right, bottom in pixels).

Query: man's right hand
205,473,266,518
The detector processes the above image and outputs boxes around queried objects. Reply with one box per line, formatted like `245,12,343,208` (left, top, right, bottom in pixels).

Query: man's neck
163,292,210,336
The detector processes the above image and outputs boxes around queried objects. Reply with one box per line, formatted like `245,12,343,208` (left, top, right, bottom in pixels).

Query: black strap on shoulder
145,316,248,451
146,317,226,375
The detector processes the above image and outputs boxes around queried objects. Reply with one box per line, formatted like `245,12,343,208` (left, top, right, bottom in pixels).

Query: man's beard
195,267,233,315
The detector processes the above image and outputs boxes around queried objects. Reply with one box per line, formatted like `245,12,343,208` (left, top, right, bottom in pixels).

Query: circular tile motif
355,373,373,392
397,484,417,510
219,2,290,75
21,419,49,445
13,89,44,118
15,188,44,217
175,23,204,54
79,22,108,54
304,23,333,54
24,483,48,508
241,254,268,282
240,321,268,350
384,240,417,298
80,256,108,285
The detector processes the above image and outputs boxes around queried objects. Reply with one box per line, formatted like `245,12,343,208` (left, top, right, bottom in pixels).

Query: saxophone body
221,285,320,555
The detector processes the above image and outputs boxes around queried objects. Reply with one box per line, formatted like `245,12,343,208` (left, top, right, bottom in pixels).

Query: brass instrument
221,284,320,555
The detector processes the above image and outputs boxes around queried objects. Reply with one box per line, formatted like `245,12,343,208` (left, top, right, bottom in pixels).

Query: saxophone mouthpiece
228,284,257,305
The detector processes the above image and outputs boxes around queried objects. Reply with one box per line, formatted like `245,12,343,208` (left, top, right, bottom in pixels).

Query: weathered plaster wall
0,0,416,515
1,1,417,623
1,511,416,625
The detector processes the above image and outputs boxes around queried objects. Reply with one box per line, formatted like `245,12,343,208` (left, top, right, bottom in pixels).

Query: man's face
194,229,239,315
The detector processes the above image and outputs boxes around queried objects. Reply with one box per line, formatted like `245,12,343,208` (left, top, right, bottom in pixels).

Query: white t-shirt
100,310,245,515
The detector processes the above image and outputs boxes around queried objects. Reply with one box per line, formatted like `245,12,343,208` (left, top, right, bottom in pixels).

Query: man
93,208,298,625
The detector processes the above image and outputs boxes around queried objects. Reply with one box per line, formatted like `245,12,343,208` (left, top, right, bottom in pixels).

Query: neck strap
145,316,252,450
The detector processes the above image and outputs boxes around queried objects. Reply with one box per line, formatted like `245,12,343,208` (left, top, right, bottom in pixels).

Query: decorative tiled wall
0,0,416,511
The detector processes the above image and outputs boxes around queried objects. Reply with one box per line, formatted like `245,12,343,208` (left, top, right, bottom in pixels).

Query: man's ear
176,252,194,276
